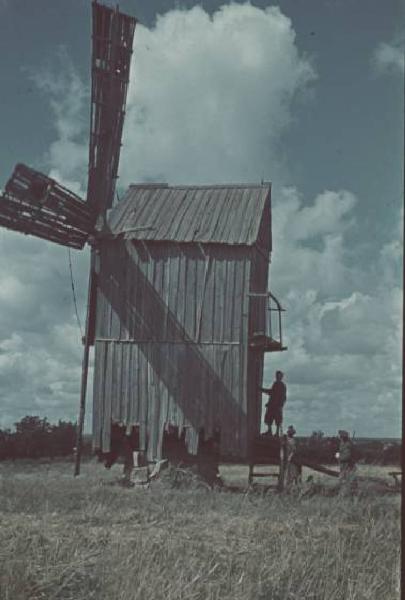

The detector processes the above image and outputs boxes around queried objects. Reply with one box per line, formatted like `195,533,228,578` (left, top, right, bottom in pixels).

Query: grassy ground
0,460,400,600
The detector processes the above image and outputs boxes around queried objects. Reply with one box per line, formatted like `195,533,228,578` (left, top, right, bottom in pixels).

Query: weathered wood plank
146,350,157,461
102,342,113,452
223,258,234,342
176,246,186,341
106,244,114,339
157,345,168,456
92,342,103,450
213,187,234,241
138,345,147,452
207,344,216,440
200,249,214,343
138,344,145,427
120,241,129,340
109,258,121,340
175,187,199,243
191,188,214,240
110,342,120,422
137,243,149,341
161,253,170,341
166,248,180,341
184,248,197,340
241,256,251,453
219,252,227,343
156,246,166,337
121,343,130,423
203,187,228,241
131,343,139,424
213,252,225,342
125,343,133,424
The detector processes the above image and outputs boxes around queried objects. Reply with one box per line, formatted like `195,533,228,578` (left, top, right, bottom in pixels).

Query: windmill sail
0,1,137,476
0,164,93,249
74,3,137,476
0,3,136,247
87,1,136,217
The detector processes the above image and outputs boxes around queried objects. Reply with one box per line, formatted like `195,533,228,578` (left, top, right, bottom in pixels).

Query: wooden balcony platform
249,332,287,352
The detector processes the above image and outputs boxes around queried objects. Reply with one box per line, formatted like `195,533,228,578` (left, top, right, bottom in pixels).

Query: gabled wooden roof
107,183,271,246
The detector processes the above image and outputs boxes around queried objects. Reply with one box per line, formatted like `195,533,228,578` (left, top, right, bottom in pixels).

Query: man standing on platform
260,370,287,436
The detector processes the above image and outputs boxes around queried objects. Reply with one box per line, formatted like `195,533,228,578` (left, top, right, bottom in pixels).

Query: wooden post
248,463,254,485
74,249,97,476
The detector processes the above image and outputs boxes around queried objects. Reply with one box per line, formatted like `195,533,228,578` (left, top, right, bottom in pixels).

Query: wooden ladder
248,464,281,486
248,434,288,490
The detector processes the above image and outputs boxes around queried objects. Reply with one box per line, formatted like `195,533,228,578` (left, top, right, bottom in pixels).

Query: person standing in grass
285,425,301,489
337,430,357,494
261,370,287,436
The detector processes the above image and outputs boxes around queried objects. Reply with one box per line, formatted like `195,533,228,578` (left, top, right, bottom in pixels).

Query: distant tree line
297,431,401,465
0,416,91,460
0,418,401,464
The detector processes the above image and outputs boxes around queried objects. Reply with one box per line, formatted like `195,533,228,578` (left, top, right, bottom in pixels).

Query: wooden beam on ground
299,460,340,478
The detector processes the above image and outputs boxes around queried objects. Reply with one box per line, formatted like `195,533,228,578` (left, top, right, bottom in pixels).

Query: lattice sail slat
87,1,137,218
1,163,94,249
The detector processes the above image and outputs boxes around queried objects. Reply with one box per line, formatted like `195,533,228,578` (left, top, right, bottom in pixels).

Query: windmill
0,1,137,475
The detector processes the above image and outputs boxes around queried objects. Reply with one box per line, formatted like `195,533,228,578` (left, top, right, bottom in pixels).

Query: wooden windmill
1,2,289,483
0,1,137,475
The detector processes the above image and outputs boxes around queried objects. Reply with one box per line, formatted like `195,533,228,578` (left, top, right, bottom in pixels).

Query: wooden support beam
74,250,97,476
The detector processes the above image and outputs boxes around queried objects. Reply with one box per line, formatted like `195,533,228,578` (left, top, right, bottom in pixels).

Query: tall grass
0,461,400,600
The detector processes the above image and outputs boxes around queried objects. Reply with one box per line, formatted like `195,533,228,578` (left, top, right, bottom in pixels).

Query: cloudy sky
0,0,403,437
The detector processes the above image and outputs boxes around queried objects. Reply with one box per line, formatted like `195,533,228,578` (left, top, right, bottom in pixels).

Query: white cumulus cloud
264,189,402,437
0,3,401,439
30,47,89,195
120,3,316,186
373,41,404,74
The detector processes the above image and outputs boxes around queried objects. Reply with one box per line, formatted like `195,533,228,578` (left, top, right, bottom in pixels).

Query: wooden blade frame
87,1,137,217
1,164,94,249
75,2,136,476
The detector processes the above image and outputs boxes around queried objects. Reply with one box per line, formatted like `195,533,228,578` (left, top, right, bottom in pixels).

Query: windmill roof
106,182,271,246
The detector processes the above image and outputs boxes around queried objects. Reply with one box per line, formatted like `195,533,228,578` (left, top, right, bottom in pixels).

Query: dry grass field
0,459,400,600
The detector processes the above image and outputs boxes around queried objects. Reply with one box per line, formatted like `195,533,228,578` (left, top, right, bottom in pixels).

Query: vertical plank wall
93,240,251,459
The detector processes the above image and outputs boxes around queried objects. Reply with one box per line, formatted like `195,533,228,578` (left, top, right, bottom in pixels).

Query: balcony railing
248,292,287,352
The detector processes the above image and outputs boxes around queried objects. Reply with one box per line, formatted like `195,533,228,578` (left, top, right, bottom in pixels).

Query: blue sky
0,0,403,437
1,0,402,241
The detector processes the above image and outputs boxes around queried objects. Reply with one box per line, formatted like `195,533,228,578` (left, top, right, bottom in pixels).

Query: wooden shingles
109,184,270,246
